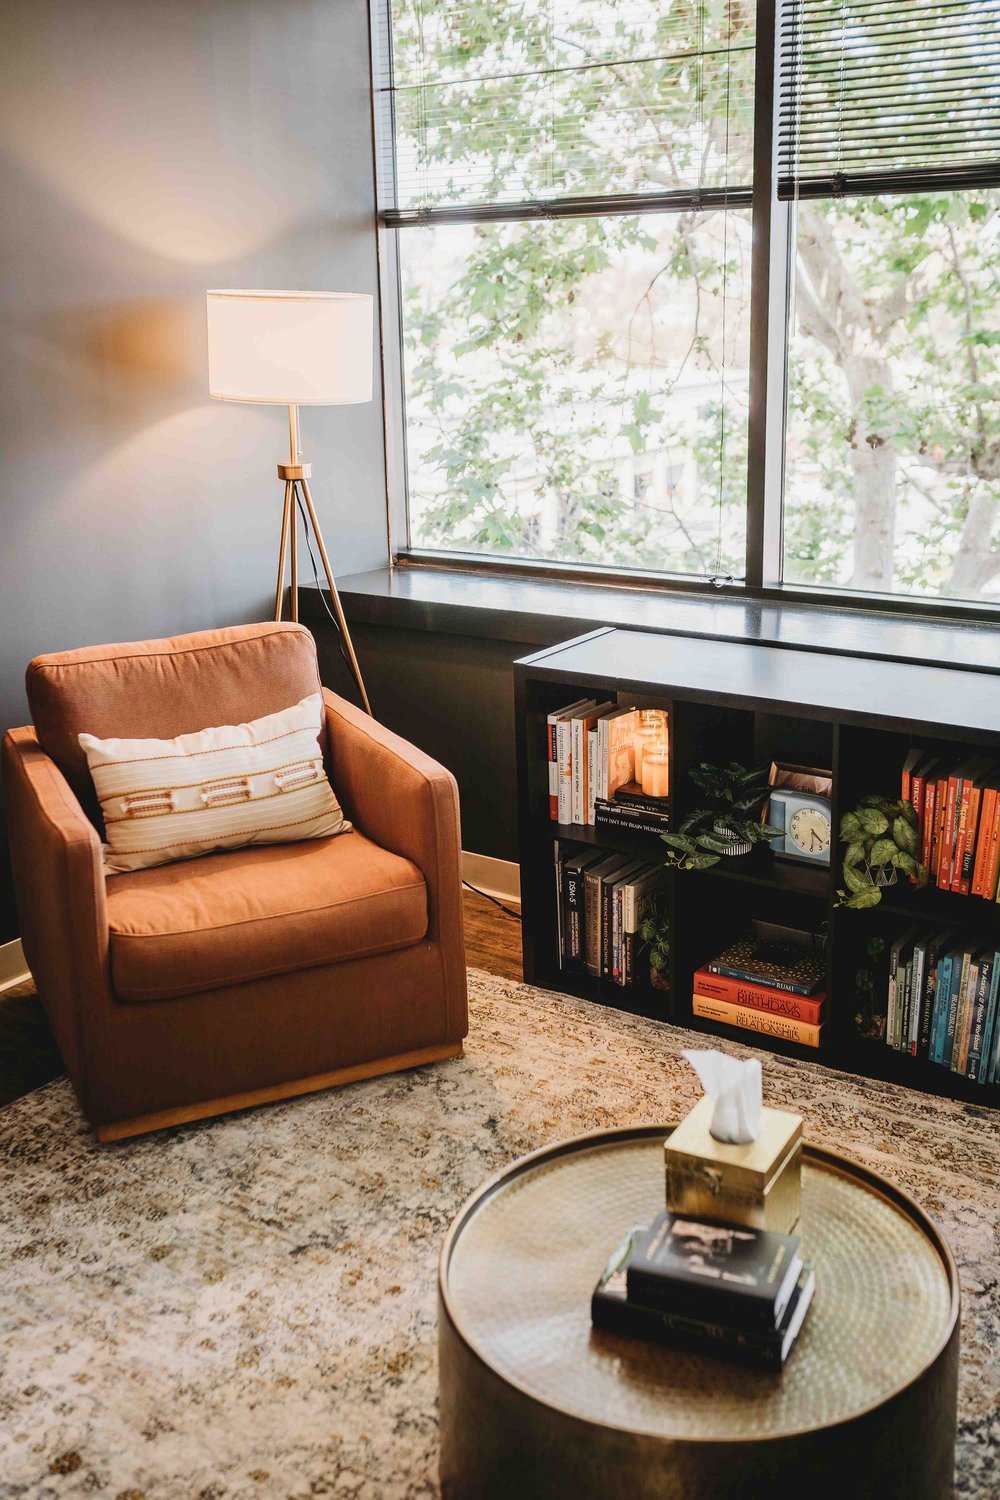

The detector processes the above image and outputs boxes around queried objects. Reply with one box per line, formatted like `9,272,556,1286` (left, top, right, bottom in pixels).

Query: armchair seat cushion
106,832,428,1003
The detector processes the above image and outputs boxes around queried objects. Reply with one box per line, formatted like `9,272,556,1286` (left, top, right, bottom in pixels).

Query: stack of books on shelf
546,698,670,842
901,748,1000,900
592,1210,815,1371
869,927,1000,1086
692,922,825,1048
556,845,666,986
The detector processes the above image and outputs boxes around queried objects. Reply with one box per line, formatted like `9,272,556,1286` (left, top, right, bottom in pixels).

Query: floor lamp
207,288,374,714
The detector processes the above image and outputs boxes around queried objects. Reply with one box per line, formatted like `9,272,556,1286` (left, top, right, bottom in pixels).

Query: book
626,1211,803,1332
562,848,606,965
613,781,671,815
692,967,825,1025
586,727,599,824
942,943,973,1068
953,948,983,1074
900,747,922,804
918,929,954,1057
601,859,649,979
592,1227,815,1371
556,699,598,825
693,992,822,1047
620,866,667,986
932,775,949,885
929,944,960,1064
706,923,824,998
960,783,982,895
987,791,1000,900
596,707,638,807
972,786,997,896
583,853,636,976
546,699,593,820
965,952,996,1082
976,951,1000,1085
920,777,938,875
594,798,671,850
571,703,610,826
887,926,918,1050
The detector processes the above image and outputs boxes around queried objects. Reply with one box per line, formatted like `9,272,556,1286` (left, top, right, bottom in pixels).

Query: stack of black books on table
592,1210,815,1371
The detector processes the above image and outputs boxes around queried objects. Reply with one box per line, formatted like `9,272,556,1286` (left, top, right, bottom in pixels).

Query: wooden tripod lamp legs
274,467,373,716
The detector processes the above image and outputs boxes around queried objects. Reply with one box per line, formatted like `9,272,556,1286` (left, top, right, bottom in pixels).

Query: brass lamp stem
274,402,372,715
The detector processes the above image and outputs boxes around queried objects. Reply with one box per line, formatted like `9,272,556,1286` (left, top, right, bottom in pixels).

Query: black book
626,1211,802,1332
561,848,605,965
593,1227,815,1371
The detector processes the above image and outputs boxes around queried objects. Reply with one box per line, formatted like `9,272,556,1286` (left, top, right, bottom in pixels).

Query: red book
972,787,996,896
692,967,826,1026
942,774,959,888
952,782,973,894
921,780,937,875
931,777,949,885
984,794,1000,901
959,785,982,896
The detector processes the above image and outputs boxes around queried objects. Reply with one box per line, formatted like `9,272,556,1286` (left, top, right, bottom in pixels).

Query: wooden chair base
95,1041,464,1143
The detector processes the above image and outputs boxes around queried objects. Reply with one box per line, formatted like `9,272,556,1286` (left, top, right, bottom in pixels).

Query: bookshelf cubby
514,626,1000,1109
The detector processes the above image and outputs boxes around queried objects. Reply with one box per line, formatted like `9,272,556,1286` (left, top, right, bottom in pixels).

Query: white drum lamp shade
206,290,373,405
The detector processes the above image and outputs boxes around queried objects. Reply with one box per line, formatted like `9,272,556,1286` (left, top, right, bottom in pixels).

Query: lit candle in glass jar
632,711,668,782
641,745,670,799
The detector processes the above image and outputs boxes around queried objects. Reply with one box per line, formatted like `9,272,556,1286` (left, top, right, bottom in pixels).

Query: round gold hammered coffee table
438,1125,959,1499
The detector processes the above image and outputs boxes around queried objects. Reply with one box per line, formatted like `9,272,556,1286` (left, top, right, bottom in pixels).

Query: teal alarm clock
768,789,832,864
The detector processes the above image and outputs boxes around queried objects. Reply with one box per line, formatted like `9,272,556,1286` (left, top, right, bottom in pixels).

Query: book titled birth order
626,1211,803,1331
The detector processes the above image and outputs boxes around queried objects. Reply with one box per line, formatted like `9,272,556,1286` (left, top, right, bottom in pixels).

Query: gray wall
0,0,389,939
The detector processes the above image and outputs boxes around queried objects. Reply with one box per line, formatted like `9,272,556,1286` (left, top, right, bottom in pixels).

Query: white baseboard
0,939,29,993
462,851,520,906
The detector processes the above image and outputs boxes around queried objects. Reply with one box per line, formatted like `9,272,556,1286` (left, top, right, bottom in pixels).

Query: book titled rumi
708,924,825,997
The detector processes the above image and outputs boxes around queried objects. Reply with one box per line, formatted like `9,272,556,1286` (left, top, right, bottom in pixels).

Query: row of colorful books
555,844,666,986
902,748,1000,899
877,926,1000,1084
691,922,826,1049
592,1211,814,1371
546,697,668,832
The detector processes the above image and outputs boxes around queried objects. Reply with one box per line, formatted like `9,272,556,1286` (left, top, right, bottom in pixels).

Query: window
374,0,1000,608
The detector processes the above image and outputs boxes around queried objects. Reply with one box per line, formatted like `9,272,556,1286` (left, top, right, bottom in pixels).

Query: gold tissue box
664,1096,803,1234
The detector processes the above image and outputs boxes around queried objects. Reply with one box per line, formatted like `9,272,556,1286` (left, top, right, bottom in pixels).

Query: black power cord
462,880,522,921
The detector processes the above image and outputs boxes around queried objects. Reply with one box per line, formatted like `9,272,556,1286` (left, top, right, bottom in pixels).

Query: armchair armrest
323,689,467,1034
2,727,114,1112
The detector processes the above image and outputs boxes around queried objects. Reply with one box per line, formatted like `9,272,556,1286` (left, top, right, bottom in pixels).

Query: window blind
778,0,1000,200
375,0,756,226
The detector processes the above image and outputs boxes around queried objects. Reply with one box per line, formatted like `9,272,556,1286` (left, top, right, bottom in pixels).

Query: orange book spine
959,786,981,896
921,780,937,875
943,776,960,888
692,967,825,1024
986,794,1000,901
935,777,950,886
952,780,973,894
692,992,822,1048
972,788,995,896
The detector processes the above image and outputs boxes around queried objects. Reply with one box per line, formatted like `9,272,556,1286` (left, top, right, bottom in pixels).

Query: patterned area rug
0,970,997,1499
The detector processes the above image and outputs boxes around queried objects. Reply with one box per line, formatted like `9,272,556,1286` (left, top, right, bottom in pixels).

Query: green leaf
844,841,865,869
661,833,697,853
682,853,720,869
839,812,862,841
868,837,898,865
893,817,917,854
846,886,883,910
843,862,870,894
856,807,889,836
897,801,919,830
892,849,918,875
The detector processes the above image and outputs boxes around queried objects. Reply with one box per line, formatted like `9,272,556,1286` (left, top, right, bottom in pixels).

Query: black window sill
299,566,1000,676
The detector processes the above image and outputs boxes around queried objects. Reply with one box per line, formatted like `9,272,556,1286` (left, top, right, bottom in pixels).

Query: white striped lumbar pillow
78,692,350,875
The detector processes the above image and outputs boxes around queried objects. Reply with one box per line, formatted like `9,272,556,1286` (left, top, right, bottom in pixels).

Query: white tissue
682,1049,762,1144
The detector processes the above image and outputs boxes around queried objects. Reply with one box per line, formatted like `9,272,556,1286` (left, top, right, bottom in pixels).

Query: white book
557,700,597,824
547,698,593,821
587,728,599,823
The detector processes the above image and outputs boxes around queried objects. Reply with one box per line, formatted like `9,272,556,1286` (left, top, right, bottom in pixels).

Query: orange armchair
2,623,468,1140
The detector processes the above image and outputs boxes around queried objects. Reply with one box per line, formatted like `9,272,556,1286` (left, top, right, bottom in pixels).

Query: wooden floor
0,889,523,1112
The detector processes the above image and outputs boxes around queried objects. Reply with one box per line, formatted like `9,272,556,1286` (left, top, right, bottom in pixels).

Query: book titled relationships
626,1210,802,1332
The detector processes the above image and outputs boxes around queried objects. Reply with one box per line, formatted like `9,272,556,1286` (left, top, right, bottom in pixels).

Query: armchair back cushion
26,623,323,825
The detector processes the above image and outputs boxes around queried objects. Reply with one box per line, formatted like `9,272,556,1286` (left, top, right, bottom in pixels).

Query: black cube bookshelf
514,626,1000,1109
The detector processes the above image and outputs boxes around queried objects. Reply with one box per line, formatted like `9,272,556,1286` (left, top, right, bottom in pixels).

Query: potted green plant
836,795,927,909
660,761,784,869
638,902,671,991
